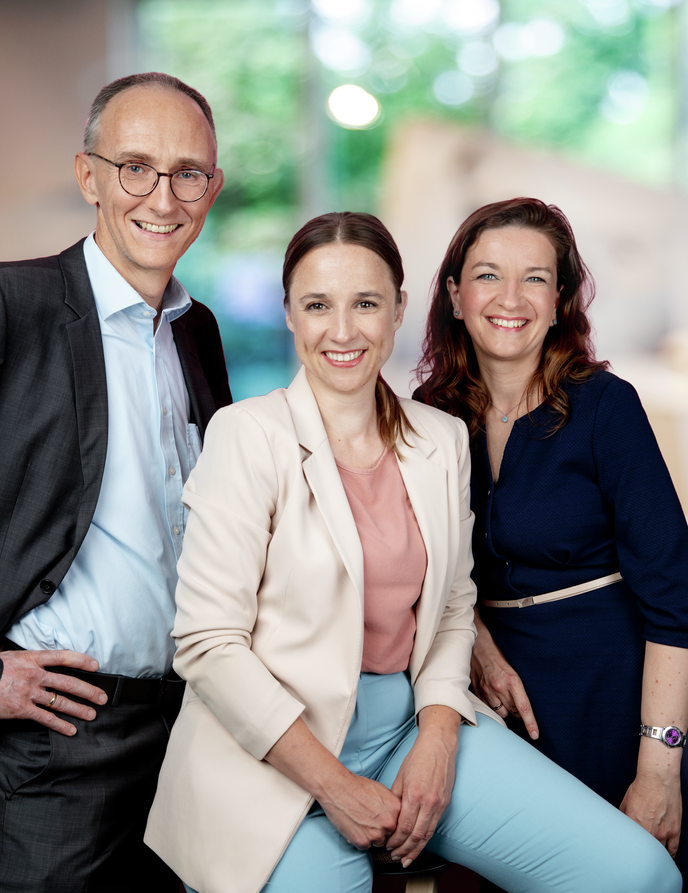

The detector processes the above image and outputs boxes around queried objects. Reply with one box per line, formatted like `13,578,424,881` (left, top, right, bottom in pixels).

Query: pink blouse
336,449,427,674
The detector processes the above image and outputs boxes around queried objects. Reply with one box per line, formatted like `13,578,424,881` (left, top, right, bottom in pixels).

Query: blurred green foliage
139,0,680,397
140,0,679,241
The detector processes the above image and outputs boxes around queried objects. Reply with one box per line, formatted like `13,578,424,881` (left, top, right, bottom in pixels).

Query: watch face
663,727,682,747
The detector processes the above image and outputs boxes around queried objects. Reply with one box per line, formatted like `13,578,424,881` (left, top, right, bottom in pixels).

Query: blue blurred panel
227,361,298,402
174,233,298,400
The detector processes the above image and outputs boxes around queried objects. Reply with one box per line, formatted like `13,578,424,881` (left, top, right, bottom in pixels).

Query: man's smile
134,221,181,233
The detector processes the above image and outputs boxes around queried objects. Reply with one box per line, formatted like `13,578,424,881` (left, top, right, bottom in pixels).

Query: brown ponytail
375,374,416,458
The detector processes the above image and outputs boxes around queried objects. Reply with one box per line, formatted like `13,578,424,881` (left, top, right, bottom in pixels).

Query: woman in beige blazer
145,213,680,893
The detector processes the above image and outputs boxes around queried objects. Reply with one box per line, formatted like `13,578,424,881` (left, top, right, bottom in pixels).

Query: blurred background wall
1,0,687,505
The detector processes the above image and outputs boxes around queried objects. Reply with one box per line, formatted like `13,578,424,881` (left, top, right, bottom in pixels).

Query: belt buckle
517,597,534,608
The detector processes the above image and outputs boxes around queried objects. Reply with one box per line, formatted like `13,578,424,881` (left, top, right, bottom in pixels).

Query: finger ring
493,701,503,710
48,692,57,707
372,839,386,848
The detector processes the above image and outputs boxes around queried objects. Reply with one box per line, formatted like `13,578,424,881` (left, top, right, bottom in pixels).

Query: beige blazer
145,367,500,893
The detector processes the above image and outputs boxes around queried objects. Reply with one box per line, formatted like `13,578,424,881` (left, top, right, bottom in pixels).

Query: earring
454,310,460,318
551,315,557,326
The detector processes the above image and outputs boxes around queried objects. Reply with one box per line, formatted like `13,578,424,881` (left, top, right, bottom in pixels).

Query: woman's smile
323,349,366,365
488,316,528,330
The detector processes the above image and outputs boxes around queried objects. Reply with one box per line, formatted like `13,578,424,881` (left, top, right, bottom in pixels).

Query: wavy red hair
415,198,608,439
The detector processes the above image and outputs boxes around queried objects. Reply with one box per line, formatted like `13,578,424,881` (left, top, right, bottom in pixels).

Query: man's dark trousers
0,646,185,893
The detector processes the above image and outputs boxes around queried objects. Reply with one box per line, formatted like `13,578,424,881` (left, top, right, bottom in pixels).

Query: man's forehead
96,85,216,160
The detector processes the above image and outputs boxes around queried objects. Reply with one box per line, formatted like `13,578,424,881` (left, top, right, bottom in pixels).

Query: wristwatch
639,724,687,748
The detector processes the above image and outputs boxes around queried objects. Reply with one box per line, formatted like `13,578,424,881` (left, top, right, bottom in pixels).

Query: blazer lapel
285,368,365,608
59,242,109,546
396,422,450,677
171,312,217,437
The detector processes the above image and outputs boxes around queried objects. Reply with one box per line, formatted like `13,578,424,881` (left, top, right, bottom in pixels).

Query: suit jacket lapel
396,421,450,678
59,241,109,547
171,311,218,437
285,368,365,608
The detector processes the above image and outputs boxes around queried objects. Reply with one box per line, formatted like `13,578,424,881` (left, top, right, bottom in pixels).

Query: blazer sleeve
172,404,306,761
411,414,480,726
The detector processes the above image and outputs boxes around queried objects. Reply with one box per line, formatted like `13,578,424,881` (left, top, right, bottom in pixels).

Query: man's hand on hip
0,649,108,736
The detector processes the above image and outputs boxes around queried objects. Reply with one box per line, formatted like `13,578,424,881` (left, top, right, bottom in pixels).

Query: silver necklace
489,388,536,423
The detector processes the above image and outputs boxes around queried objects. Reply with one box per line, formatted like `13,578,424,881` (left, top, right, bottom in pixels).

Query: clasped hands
0,648,107,736
317,706,460,867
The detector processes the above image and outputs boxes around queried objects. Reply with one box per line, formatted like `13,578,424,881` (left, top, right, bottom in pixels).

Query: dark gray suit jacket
0,239,232,633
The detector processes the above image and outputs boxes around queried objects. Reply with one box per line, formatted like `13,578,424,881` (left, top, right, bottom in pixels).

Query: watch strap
639,724,687,748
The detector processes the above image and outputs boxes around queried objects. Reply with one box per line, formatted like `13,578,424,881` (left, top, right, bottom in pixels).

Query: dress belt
480,572,623,609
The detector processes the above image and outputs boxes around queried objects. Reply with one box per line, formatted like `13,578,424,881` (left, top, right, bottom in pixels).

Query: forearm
637,641,688,779
618,641,687,850
266,714,402,850
416,704,461,750
264,715,353,801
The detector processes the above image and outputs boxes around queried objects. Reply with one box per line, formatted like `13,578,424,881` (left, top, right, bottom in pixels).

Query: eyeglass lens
119,163,208,200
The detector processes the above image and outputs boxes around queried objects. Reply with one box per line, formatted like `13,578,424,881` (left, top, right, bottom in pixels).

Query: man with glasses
0,73,231,892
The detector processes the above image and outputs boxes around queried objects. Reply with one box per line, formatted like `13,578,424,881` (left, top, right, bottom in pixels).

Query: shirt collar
83,232,192,323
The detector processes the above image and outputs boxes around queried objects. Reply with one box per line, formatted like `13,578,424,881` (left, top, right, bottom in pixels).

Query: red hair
415,197,608,439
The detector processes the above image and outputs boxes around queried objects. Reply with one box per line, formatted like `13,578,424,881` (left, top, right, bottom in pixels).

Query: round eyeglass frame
85,152,214,202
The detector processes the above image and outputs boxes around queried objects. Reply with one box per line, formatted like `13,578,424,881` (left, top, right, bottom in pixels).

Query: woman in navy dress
415,197,688,880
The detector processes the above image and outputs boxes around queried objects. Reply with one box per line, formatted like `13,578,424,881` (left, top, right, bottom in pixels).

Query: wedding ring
48,692,57,707
372,840,386,848
493,702,503,711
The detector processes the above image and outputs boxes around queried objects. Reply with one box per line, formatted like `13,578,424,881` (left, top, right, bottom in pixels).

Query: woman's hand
385,706,460,867
619,751,682,856
471,607,539,739
264,715,400,850
318,773,401,850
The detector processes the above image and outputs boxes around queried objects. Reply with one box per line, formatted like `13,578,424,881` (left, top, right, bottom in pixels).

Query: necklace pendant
501,414,508,423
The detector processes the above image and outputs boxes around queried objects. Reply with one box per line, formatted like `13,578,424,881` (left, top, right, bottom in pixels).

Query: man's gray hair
83,72,216,152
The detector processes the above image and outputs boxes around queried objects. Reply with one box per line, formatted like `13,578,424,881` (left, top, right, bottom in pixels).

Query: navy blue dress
471,372,688,870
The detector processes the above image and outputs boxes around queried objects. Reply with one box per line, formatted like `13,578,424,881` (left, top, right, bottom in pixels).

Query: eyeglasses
85,152,214,202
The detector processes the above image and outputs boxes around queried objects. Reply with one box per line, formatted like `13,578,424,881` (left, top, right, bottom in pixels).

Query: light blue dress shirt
8,234,201,677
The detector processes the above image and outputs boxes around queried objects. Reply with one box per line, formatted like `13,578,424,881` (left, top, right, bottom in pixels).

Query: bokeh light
433,71,475,107
600,70,649,124
310,23,371,73
493,19,566,61
328,84,380,128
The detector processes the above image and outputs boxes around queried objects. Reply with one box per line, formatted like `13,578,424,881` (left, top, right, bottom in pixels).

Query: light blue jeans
187,672,681,893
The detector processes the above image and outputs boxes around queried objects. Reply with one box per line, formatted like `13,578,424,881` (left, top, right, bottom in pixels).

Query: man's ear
74,153,99,207
206,167,225,210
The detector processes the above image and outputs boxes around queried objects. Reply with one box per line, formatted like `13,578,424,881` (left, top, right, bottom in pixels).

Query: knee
614,836,681,893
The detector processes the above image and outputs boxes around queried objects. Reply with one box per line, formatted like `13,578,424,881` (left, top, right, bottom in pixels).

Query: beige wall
0,0,138,261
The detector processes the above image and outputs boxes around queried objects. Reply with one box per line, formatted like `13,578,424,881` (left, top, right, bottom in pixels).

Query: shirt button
169,466,176,476
173,526,180,536
487,489,491,496
162,407,168,416
484,532,488,539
